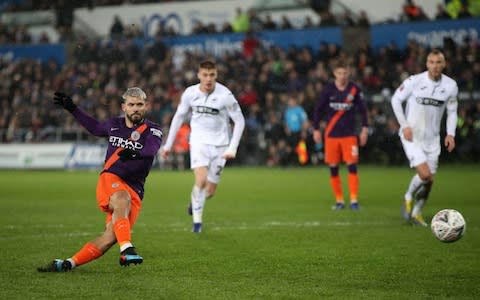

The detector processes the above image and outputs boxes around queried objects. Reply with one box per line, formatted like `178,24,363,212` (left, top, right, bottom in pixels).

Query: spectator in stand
338,11,356,27
238,81,259,112
402,0,428,21
357,11,370,27
242,30,261,60
248,8,264,32
110,15,124,40
319,10,337,26
55,0,74,41
220,22,233,33
147,34,168,62
263,14,277,30
303,16,316,29
458,2,473,18
435,3,451,20
279,15,293,30
232,7,249,33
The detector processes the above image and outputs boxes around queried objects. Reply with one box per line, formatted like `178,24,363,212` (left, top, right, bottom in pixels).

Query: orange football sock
330,176,343,202
113,217,131,247
72,242,103,266
348,173,359,202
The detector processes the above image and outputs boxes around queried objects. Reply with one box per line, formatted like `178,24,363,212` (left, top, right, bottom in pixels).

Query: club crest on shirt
130,130,141,141
112,182,120,188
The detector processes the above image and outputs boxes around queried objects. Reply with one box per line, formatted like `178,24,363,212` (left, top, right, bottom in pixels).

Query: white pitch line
0,220,393,240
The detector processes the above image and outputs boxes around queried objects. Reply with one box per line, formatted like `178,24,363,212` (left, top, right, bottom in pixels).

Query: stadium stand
1,0,479,167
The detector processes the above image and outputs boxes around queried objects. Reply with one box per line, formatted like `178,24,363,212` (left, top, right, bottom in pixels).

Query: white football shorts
190,143,228,183
400,136,440,174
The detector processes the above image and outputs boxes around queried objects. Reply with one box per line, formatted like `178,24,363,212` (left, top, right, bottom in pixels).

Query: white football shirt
164,82,245,151
391,71,458,144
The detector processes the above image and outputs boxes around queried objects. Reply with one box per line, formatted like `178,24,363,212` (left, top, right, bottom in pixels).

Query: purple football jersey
72,108,162,199
313,81,368,138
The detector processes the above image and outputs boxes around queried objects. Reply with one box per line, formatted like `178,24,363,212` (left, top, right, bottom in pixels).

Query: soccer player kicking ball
391,49,458,226
312,60,368,210
37,87,162,272
161,60,245,233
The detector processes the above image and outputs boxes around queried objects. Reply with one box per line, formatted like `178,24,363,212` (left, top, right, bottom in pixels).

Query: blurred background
0,0,479,170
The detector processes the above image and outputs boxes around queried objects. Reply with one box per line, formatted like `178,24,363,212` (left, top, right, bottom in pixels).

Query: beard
126,112,144,124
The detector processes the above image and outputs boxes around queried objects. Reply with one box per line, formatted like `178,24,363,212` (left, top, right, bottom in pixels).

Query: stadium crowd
1,0,479,166
1,32,479,166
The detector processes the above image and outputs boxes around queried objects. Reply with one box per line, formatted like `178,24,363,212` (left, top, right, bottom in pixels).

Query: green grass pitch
1,165,479,299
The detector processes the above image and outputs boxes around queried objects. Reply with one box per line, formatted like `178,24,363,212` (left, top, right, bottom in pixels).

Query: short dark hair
429,48,444,56
199,60,216,70
332,59,350,70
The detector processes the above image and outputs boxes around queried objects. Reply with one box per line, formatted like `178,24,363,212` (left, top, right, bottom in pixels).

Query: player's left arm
444,84,459,153
224,94,245,159
356,89,369,146
140,125,163,157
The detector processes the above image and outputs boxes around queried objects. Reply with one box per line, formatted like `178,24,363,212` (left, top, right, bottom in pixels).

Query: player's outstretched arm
53,92,77,112
53,91,108,137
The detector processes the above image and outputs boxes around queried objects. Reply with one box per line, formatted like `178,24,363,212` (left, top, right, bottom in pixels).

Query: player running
312,60,368,210
38,87,162,272
391,49,458,226
161,60,245,233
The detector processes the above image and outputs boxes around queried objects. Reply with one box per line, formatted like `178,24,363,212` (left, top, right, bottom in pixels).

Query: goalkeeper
38,87,162,272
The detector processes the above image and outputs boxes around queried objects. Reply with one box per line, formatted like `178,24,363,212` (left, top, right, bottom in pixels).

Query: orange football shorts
324,136,359,165
96,172,142,226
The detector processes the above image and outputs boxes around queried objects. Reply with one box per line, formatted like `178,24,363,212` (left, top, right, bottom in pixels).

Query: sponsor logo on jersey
109,136,144,149
329,102,353,111
415,97,443,107
193,105,220,115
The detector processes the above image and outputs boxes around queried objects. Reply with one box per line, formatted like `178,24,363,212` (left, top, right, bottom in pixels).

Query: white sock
120,242,133,253
405,174,424,201
67,258,76,268
412,199,425,217
191,185,206,224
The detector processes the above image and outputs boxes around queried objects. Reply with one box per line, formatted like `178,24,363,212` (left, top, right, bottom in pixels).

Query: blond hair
122,87,147,101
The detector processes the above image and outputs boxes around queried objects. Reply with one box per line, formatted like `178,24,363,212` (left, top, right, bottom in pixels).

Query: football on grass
431,209,466,243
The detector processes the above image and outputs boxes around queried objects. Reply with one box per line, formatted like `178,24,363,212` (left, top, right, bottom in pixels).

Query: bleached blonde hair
122,87,147,101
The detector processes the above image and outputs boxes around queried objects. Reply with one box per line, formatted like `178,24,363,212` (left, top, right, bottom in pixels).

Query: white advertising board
0,143,106,169
0,144,73,169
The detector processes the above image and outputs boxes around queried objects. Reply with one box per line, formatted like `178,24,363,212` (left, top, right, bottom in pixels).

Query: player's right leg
98,173,143,265
411,163,433,227
329,165,344,210
191,167,209,233
403,174,423,221
400,139,431,225
325,138,344,209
